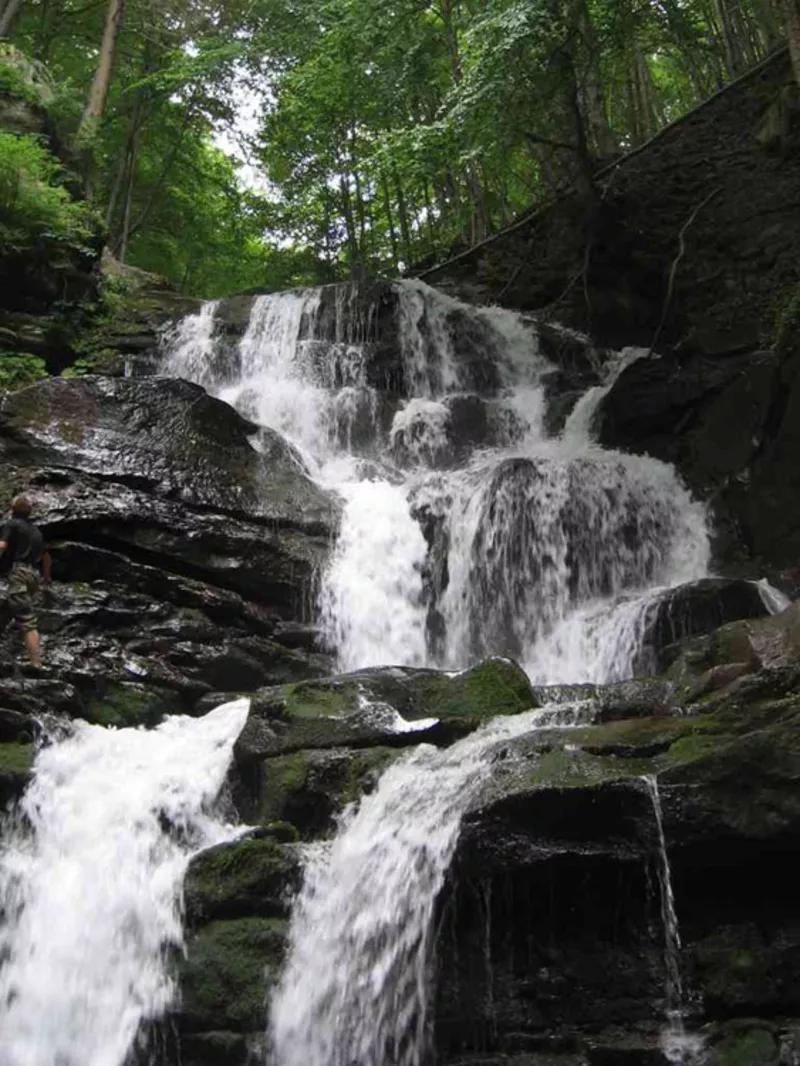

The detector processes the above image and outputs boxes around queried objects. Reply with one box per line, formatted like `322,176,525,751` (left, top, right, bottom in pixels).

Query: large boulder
232,658,538,762
0,377,341,733
0,376,337,530
637,577,771,674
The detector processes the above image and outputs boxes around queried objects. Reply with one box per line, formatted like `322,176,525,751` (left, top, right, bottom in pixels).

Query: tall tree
779,0,800,83
77,0,126,140
0,0,24,38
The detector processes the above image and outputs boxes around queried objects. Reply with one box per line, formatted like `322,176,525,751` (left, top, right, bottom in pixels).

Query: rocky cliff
423,48,800,589
3,48,800,1066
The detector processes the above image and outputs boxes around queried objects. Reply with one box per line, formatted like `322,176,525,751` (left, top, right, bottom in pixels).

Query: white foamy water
642,775,705,1065
161,278,711,681
160,300,219,387
0,699,249,1066
269,702,595,1066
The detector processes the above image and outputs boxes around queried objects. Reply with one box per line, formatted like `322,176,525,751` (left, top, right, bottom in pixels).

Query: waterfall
160,300,220,387
642,775,703,1065
0,699,249,1066
269,701,596,1066
161,279,710,683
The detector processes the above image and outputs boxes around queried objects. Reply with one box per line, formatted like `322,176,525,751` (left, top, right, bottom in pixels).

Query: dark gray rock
0,376,338,532
637,578,770,674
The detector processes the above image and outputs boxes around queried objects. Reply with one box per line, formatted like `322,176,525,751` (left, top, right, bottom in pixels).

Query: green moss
773,281,800,357
180,917,287,1031
407,658,535,723
714,1028,778,1066
0,742,34,775
0,353,48,391
84,683,173,728
184,836,299,922
342,747,397,805
283,681,359,719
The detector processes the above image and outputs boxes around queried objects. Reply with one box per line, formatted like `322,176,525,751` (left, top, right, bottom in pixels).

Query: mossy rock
253,745,399,836
712,1025,779,1066
83,682,175,728
178,1030,255,1066
184,835,300,924
237,658,538,759
0,741,34,806
179,916,286,1033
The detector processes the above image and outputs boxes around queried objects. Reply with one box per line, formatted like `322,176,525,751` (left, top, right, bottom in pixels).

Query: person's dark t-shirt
0,518,44,571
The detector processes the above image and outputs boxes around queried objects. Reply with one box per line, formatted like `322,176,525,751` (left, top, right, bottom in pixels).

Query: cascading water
642,775,704,1065
268,701,596,1066
161,278,710,682
156,280,716,1066
0,698,249,1066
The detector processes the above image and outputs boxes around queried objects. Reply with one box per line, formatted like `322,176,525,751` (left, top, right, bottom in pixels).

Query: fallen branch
647,187,721,357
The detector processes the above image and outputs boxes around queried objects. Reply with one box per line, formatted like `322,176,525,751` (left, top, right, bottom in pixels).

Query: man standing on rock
0,496,52,668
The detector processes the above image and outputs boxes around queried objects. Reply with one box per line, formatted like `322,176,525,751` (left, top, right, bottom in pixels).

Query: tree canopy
0,0,792,296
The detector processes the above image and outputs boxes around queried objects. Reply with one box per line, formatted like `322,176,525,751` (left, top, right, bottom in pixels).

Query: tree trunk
713,0,746,76
570,0,618,158
78,0,126,139
0,0,24,37
779,0,800,85
128,109,192,241
380,171,400,271
393,168,413,263
117,143,137,263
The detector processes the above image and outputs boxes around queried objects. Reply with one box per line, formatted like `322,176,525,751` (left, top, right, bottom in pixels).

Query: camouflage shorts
6,564,40,633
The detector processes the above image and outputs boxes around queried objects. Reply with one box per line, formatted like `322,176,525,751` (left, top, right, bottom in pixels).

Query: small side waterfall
0,699,249,1066
269,702,596,1066
642,775,703,1065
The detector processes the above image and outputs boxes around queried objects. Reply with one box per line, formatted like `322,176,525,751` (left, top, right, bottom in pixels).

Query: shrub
0,352,48,390
0,131,94,254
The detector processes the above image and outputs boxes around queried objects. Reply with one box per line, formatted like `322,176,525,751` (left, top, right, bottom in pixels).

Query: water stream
0,699,249,1066
162,279,711,684
269,701,596,1066
643,775,703,1065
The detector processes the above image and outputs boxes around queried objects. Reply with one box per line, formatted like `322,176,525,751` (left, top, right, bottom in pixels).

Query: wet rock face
0,376,341,744
162,616,800,1066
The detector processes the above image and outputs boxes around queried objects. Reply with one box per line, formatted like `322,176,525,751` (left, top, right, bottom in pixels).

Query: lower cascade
0,700,249,1066
269,703,595,1066
1,277,792,1066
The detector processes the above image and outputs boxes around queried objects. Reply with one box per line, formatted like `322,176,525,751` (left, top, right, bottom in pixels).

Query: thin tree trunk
117,143,137,262
713,0,746,75
127,110,192,241
0,0,25,37
105,149,128,230
393,167,413,263
78,0,126,139
380,171,400,271
779,0,800,84
339,173,360,280
571,0,617,157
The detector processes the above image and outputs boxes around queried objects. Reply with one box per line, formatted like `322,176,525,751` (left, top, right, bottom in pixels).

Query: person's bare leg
24,630,42,668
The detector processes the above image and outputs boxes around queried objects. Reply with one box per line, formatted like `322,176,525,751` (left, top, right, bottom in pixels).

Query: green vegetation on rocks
179,917,287,1033
183,836,300,925
0,741,34,775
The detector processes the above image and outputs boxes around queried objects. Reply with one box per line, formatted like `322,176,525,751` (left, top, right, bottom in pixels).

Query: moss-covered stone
83,682,175,728
713,1026,779,1066
184,836,300,924
178,1030,253,1066
0,741,34,806
237,659,537,759
254,745,399,836
179,917,286,1033
0,741,34,774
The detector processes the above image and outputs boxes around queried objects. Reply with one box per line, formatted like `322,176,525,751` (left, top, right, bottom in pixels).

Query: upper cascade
161,279,711,684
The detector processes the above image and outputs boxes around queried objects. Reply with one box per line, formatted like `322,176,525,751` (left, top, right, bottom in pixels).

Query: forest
1,0,799,299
